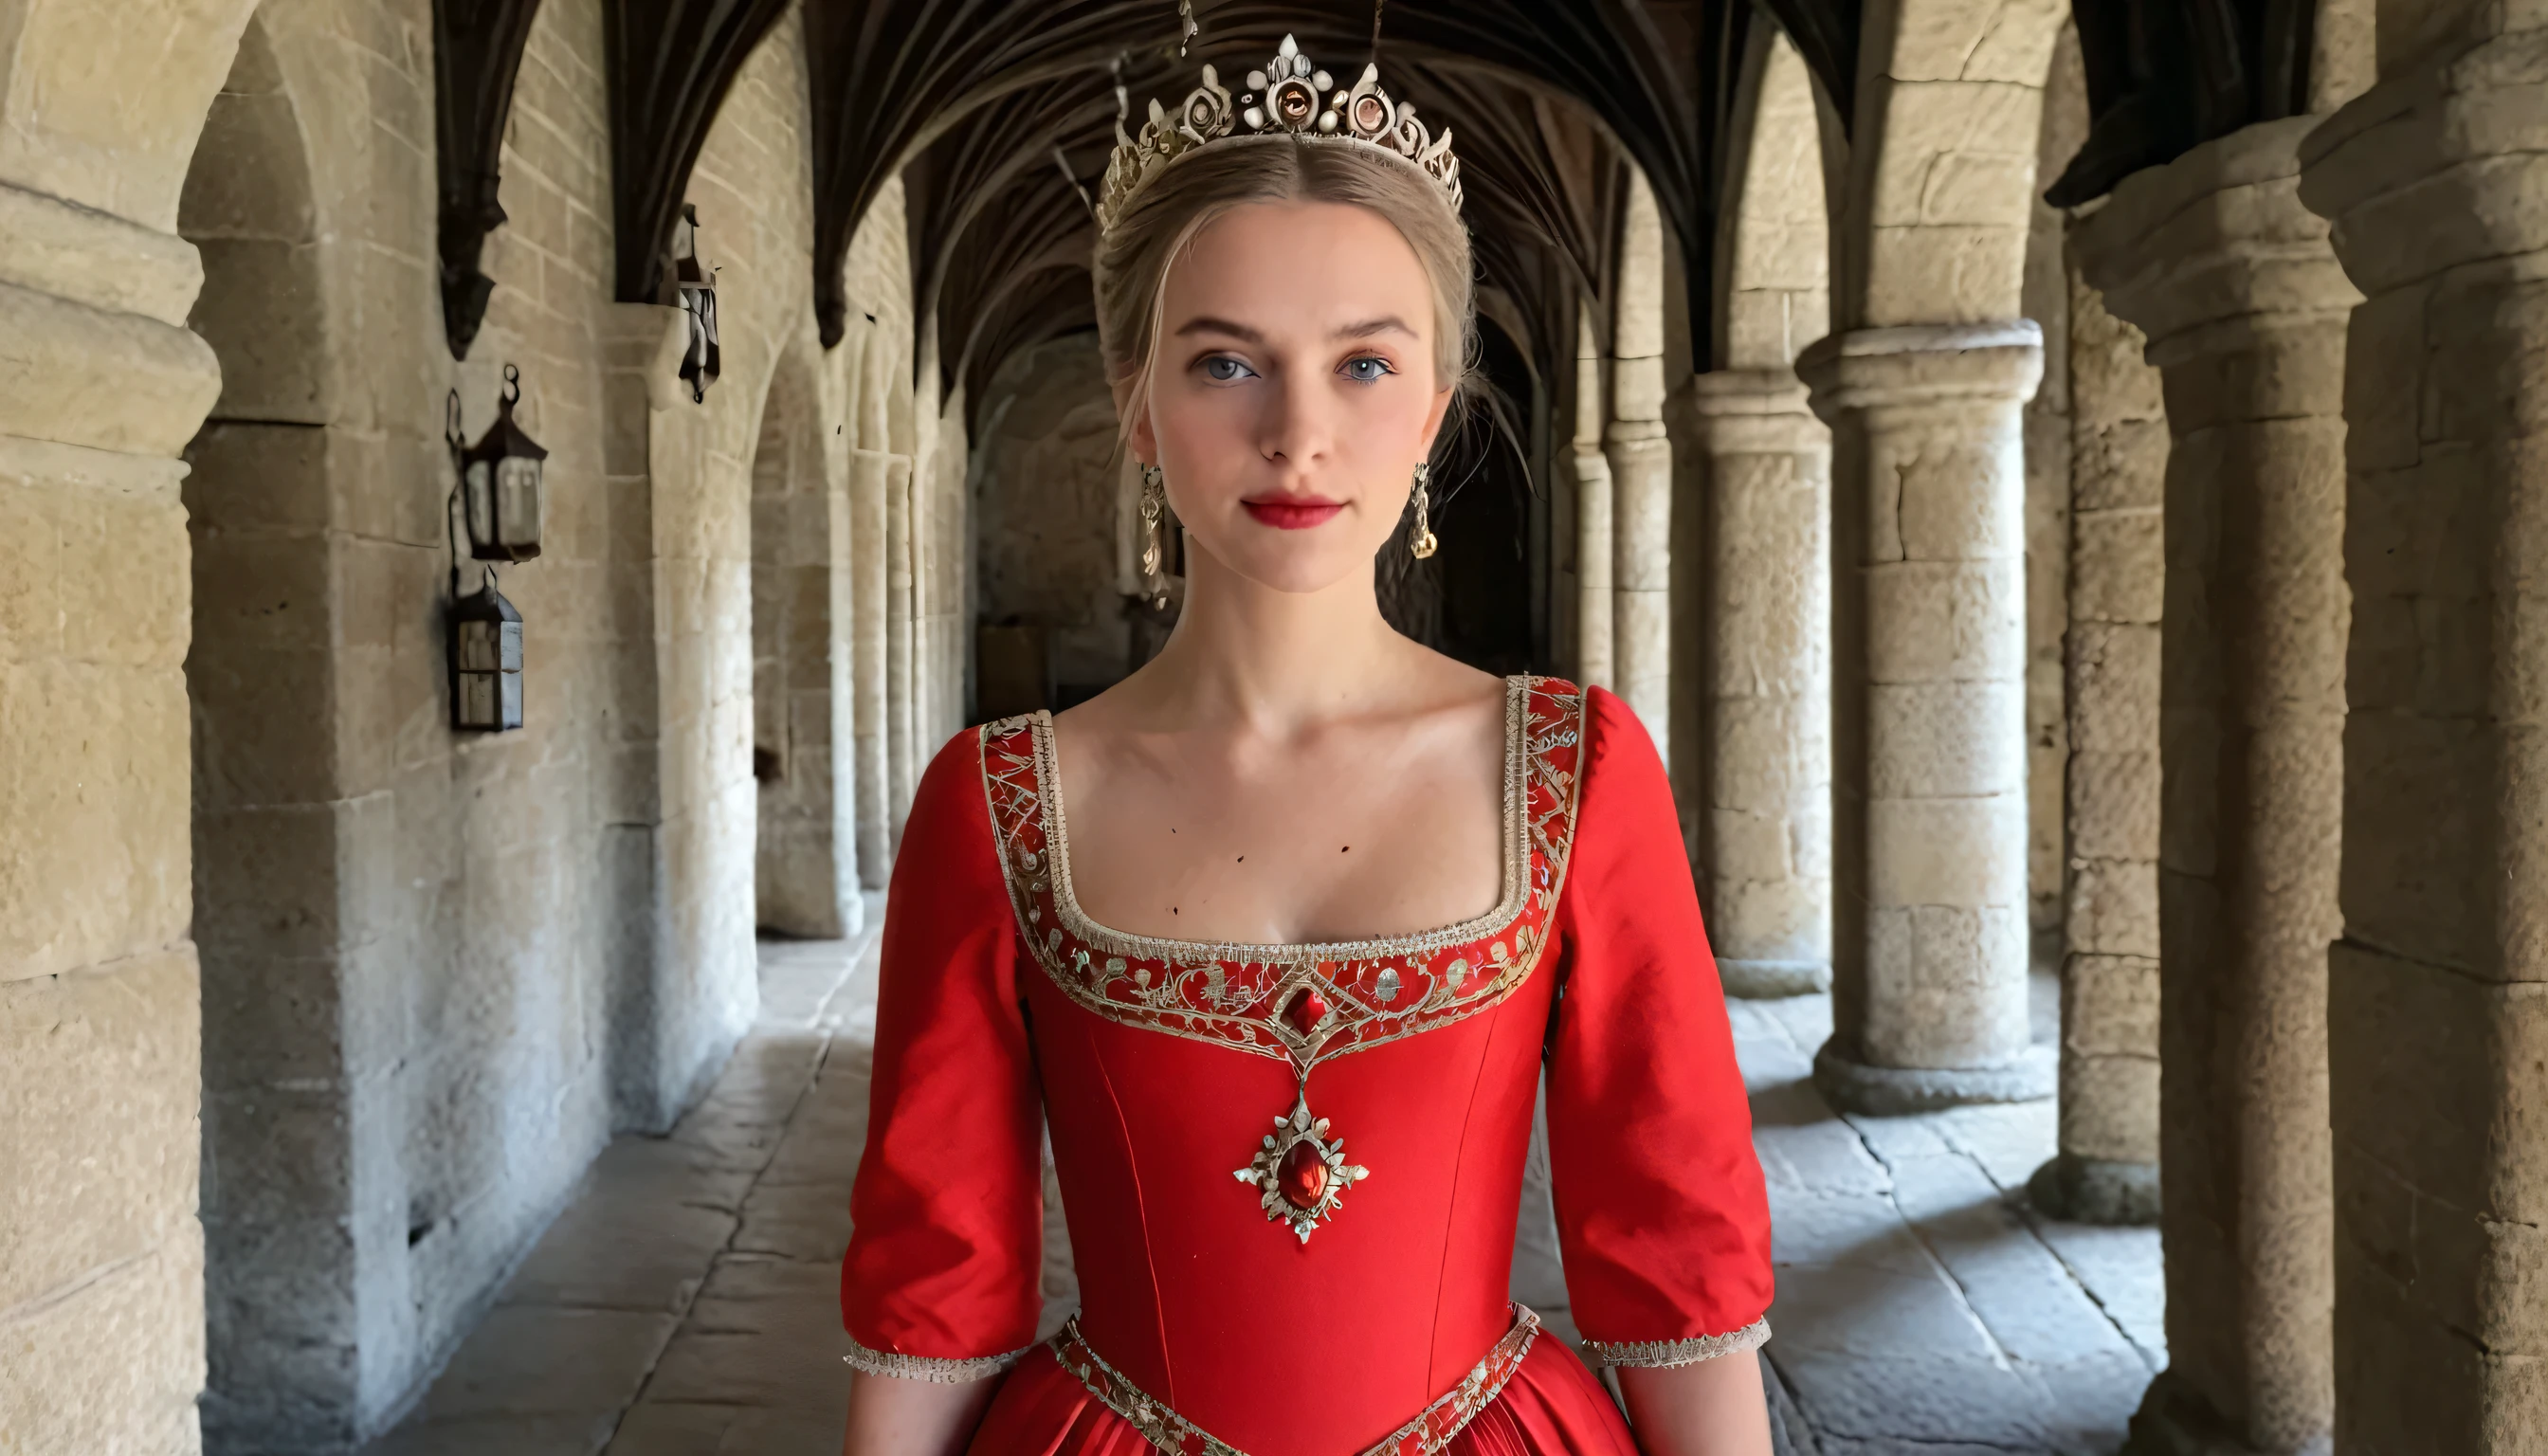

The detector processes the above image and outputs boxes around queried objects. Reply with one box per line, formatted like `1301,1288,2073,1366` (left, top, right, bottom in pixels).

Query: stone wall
972,332,1135,701
151,3,880,1447
0,0,258,1447
2022,23,2086,938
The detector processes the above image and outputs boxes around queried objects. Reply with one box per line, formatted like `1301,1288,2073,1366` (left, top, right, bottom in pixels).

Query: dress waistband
1046,1303,1541,1456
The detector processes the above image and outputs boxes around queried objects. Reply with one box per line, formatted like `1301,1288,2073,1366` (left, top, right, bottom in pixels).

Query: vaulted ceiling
438,0,1876,383
804,0,1866,395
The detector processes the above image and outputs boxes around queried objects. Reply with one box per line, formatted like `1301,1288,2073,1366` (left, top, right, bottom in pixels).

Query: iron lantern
671,204,719,403
447,566,524,732
448,363,547,562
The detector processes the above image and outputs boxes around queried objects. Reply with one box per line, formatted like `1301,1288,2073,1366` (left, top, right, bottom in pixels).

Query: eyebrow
1172,315,1417,343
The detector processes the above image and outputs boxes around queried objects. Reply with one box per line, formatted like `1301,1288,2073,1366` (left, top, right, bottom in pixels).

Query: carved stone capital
1679,368,1824,456
2300,29,2548,295
2073,118,2358,369
1795,322,2044,423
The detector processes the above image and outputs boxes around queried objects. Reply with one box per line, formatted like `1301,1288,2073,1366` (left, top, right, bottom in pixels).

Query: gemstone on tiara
1096,33,1463,237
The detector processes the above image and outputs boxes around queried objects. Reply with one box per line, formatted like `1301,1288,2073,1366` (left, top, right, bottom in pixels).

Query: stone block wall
152,2,885,1447
973,333,1136,700
0,0,249,1447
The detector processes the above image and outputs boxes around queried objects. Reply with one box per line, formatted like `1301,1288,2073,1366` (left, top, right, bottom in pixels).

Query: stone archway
1685,21,1838,1000
751,339,861,937
174,16,361,1447
1803,0,2072,1113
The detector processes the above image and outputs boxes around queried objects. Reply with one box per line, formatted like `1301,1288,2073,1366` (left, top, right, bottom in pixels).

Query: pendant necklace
1232,974,1371,1242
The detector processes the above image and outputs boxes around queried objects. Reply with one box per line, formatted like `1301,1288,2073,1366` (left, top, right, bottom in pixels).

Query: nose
1255,362,1335,475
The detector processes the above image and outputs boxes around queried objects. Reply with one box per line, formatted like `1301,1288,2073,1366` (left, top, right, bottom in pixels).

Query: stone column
1799,322,2051,1113
0,183,222,1450
1571,310,1613,690
2302,28,2548,1451
2029,263,2168,1227
1686,368,1831,997
2075,117,2353,1455
1607,171,1672,746
847,331,892,886
884,450,918,841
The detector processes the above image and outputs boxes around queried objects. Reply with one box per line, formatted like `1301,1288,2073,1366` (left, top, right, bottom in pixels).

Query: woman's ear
1417,379,1456,457
1114,373,1159,465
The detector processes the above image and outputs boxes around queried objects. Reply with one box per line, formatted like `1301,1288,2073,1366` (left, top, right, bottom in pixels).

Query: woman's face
1126,199,1454,596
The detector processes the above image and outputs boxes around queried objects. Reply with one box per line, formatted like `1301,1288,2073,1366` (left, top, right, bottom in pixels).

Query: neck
1138,539,1409,736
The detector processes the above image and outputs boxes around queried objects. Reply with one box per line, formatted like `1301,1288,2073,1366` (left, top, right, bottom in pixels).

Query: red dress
841,678,1772,1455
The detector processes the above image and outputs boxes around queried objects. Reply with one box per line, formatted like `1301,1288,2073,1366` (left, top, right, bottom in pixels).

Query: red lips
1242,496,1345,530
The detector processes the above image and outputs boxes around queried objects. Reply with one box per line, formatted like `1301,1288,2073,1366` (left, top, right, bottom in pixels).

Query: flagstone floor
363,920,2162,1456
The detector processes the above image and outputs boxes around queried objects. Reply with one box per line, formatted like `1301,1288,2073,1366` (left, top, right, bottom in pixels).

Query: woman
839,36,1773,1456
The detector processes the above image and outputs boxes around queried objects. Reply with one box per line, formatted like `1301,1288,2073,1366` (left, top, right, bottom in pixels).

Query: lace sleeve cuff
1583,1318,1771,1369
841,1337,1031,1383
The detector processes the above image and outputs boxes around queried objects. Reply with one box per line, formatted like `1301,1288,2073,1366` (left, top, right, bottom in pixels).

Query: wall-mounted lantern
672,204,719,403
444,363,545,733
451,363,548,561
448,567,525,732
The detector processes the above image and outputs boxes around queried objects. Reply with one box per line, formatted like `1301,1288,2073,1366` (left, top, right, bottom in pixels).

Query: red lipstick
1242,495,1345,530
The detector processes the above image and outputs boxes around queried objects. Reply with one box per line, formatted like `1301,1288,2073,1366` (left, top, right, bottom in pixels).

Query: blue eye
1203,355,1257,382
1342,355,1394,384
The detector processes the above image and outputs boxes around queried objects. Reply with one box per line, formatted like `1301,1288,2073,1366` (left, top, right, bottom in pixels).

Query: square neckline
1022,674,1536,963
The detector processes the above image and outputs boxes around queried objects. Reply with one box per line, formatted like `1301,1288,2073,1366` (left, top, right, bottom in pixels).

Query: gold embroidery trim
1583,1318,1772,1369
840,1338,1031,1383
1048,1304,1542,1455
978,677,1589,1069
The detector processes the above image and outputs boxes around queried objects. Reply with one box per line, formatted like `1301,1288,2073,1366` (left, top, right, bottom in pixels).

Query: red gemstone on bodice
1277,1140,1330,1208
1283,987,1330,1035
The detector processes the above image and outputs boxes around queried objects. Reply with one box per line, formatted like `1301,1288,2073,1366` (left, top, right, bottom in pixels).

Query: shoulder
1540,682,1678,866
899,722,1021,890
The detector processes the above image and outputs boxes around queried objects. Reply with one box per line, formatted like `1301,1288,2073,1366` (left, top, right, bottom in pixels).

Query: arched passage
751,339,860,937
176,17,363,1447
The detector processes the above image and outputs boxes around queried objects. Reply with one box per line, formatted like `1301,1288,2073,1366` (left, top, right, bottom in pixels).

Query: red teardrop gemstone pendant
1278,1139,1330,1208
1283,986,1330,1035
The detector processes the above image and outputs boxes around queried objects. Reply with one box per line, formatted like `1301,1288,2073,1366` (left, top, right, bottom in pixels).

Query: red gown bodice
841,679,1772,1456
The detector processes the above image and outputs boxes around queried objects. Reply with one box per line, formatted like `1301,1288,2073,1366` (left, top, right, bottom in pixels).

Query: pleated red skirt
969,1338,1640,1456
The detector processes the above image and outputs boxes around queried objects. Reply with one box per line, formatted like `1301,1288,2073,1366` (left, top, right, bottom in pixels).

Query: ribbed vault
804,0,1863,394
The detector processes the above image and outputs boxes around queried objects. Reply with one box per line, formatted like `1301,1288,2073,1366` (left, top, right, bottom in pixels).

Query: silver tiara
1097,33,1464,236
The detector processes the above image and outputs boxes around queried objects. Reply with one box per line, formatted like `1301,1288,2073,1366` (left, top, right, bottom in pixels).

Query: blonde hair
1093,136,1476,431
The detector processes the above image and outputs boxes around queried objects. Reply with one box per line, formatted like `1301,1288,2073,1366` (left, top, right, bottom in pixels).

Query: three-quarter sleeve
840,729,1045,1380
1543,688,1774,1367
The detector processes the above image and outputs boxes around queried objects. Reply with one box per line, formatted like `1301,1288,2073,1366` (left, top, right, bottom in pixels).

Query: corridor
363,938,2160,1456
13,0,2548,1450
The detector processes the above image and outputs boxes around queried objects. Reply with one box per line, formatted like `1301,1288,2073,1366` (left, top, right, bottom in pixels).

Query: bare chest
1050,696,1515,947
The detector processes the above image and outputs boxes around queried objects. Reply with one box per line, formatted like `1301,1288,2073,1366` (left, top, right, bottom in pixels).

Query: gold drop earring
1139,464,1165,577
1409,461,1439,560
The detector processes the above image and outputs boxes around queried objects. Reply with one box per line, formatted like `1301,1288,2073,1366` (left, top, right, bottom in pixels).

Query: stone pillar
1685,368,1831,997
0,183,222,1451
2075,117,2353,1455
885,450,918,841
848,330,892,886
2302,28,2548,1452
1607,171,1671,746
2029,263,2167,1227
1571,310,1613,691
1799,322,2052,1113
